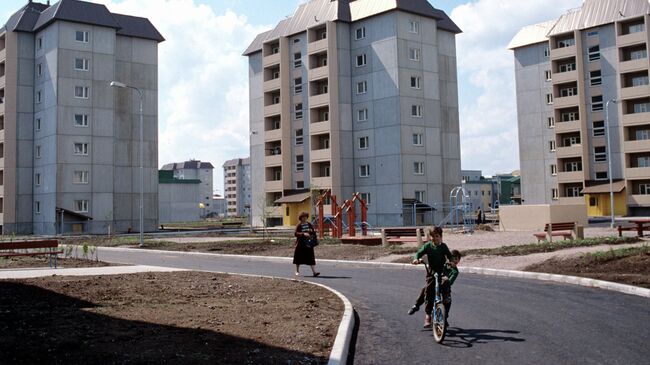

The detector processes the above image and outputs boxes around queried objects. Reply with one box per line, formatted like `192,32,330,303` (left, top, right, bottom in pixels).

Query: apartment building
159,160,214,222
244,0,461,227
223,157,251,217
160,160,214,210
0,0,163,234
510,0,650,216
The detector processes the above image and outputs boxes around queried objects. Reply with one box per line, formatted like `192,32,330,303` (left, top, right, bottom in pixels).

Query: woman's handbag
305,236,319,248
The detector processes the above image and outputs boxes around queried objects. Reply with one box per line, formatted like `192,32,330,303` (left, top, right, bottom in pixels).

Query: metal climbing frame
447,186,475,233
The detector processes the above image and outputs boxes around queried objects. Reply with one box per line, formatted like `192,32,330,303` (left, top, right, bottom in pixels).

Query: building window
640,183,650,194
549,140,556,152
356,54,367,67
35,201,41,214
35,145,41,159
293,78,302,94
558,61,576,73
546,93,553,104
409,21,420,34
37,63,42,77
559,86,578,97
562,111,579,122
588,45,600,61
415,190,426,202
564,161,582,172
543,46,550,58
566,186,581,197
37,37,43,50
633,101,649,113
360,193,371,205
544,70,552,81
591,95,603,111
293,38,300,44
635,129,650,140
630,48,647,60
356,81,367,94
637,156,650,168
293,53,302,68
411,105,422,117
295,155,304,172
550,164,557,176
552,188,559,200
358,108,368,121
296,181,305,189
74,200,89,213
563,135,581,146
295,103,303,119
411,76,421,89
557,37,575,48
359,164,370,177
75,30,89,43
74,58,89,71
590,70,602,86
74,114,89,127
594,146,607,162
631,74,649,87
409,48,420,61
355,27,366,40
547,116,555,128
73,171,89,184
412,133,423,146
358,136,369,149
35,118,41,131
74,142,89,155
595,172,608,180
587,30,599,37
414,161,425,175
74,86,89,99
36,90,42,104
295,129,303,146
35,173,41,186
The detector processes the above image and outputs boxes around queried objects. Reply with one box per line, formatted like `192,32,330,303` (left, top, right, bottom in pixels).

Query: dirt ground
0,256,112,269
0,271,342,364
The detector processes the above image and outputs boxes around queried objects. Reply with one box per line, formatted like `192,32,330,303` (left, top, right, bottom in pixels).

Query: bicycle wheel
432,302,447,343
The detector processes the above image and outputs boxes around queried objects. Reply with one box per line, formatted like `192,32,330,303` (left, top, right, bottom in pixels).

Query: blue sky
1,0,585,195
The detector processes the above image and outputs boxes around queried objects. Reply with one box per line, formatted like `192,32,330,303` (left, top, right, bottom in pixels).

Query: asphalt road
98,248,650,365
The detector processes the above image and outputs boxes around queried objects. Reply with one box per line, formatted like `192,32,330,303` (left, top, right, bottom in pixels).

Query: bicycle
420,255,447,343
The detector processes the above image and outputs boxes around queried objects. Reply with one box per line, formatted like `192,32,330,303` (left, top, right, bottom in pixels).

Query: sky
1,0,586,195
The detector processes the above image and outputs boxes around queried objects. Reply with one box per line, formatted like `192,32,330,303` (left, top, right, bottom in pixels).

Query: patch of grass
462,236,641,257
580,245,650,265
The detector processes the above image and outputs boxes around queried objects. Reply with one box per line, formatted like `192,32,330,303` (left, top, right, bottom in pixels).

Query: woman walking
293,211,320,277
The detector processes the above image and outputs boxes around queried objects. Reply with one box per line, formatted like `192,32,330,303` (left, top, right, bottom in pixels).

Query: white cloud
90,0,270,194
451,0,583,176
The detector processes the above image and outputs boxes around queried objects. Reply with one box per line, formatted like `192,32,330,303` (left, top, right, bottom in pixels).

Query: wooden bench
533,222,577,242
381,227,424,245
221,221,244,227
617,223,650,237
0,240,63,268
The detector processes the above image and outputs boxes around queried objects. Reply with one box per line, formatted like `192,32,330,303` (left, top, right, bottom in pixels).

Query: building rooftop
161,160,215,170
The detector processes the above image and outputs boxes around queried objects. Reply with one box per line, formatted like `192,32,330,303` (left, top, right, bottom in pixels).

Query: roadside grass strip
462,236,640,257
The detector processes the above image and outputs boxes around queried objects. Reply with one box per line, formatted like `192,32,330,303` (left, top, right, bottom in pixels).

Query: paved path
92,247,649,365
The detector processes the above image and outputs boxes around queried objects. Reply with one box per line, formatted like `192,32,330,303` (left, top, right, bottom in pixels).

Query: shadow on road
441,327,525,348
311,275,352,279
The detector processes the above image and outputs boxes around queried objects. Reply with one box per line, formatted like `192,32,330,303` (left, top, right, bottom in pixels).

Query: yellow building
583,181,628,217
275,192,312,227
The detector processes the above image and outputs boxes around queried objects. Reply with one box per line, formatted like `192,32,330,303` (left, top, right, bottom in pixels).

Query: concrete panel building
160,160,214,213
244,0,461,227
0,0,163,234
158,170,201,223
223,157,251,218
510,0,650,217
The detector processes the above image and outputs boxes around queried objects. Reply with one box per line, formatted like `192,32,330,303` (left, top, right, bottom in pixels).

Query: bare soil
0,271,342,364
0,256,112,269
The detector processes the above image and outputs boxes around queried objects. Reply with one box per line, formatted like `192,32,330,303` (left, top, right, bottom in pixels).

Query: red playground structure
315,190,369,240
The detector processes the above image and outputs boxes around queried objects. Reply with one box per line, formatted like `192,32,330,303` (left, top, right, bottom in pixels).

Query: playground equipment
437,186,475,233
315,190,368,238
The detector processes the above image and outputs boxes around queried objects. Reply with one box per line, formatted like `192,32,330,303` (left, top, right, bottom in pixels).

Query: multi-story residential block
159,160,214,222
0,0,163,234
461,170,495,211
160,160,214,210
510,0,650,216
244,0,461,227
223,157,251,218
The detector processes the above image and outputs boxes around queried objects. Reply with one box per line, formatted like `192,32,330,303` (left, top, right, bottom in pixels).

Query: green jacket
444,263,459,285
414,241,452,275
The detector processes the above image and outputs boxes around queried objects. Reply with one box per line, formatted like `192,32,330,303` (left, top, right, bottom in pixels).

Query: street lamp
110,81,144,247
605,98,618,229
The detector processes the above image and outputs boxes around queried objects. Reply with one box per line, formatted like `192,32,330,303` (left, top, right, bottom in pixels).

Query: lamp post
605,98,618,229
110,81,144,247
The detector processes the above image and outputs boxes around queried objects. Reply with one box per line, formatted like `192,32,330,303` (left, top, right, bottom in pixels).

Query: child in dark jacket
440,250,461,327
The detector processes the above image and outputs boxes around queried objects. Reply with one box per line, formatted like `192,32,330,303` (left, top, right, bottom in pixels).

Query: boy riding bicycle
408,227,453,328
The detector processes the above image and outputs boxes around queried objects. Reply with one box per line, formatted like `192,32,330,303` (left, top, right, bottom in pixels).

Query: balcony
617,31,647,48
557,170,584,183
628,194,650,206
264,103,282,117
556,145,582,158
550,45,577,60
310,148,330,162
624,139,650,153
558,196,585,205
265,180,283,192
620,84,650,100
311,176,332,188
265,206,283,217
308,38,328,55
622,112,650,127
263,77,281,92
552,70,578,84
310,120,331,134
263,52,281,68
553,95,579,108
619,58,648,73
625,166,650,179
0,49,5,61
309,65,328,81
265,154,282,166
264,128,282,141
309,93,329,107
555,120,581,133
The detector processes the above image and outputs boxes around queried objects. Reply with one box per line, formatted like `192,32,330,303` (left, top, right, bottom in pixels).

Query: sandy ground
153,236,255,244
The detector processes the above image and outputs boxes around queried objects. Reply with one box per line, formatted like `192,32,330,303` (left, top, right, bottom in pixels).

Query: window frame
413,161,425,175
355,26,366,40
412,133,423,146
73,170,90,184
409,20,420,34
74,86,90,99
359,164,370,178
594,146,607,162
358,108,368,122
356,81,368,94
411,105,422,118
358,136,369,150
74,199,89,213
356,53,367,67
74,114,89,127
75,30,89,43
73,142,89,156
74,58,89,71
410,76,421,89
408,47,420,61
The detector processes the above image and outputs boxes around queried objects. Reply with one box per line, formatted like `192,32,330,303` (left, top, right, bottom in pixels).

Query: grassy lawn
461,236,641,257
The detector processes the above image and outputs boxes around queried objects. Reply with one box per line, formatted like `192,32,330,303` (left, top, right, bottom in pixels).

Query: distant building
158,170,201,223
0,0,164,235
223,158,251,217
209,193,226,218
461,170,522,210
